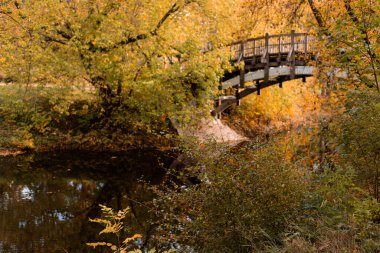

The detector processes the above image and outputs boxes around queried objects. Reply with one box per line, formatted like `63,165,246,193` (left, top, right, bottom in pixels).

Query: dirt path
177,117,248,144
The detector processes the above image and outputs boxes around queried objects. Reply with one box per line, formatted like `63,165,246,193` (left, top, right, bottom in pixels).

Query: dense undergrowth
86,90,380,253
0,84,177,152
152,90,380,253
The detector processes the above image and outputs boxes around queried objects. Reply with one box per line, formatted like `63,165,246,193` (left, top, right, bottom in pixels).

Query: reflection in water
0,149,175,253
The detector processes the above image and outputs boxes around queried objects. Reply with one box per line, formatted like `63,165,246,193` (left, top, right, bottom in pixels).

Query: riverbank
0,79,325,156
0,123,176,156
0,120,247,156
0,83,249,155
0,83,179,155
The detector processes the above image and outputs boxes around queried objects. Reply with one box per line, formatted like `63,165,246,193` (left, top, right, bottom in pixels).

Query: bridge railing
230,31,315,61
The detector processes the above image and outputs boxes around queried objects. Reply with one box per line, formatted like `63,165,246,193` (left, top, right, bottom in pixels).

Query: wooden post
236,87,240,106
256,80,261,95
217,98,222,119
304,34,308,56
279,77,283,88
277,36,281,62
240,42,245,89
252,39,256,66
290,30,296,79
240,68,245,88
240,42,245,61
236,43,244,105
263,33,269,95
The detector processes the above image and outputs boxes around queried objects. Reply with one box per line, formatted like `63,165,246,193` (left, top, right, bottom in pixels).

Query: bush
277,169,380,253
330,90,380,200
156,140,308,252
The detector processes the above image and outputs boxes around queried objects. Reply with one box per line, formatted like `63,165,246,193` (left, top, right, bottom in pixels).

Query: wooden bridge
212,30,317,117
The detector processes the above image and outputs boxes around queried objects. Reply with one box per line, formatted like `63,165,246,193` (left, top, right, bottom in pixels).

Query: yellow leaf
123,234,142,244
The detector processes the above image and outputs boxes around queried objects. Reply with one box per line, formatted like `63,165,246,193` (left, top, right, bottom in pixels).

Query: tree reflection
0,149,174,253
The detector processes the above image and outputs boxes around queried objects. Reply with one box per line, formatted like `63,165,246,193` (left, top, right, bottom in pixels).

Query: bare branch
306,0,330,36
40,34,68,45
98,1,191,52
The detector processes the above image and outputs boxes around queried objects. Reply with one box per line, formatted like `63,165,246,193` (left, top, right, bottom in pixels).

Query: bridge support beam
256,80,261,95
212,76,311,116
217,98,222,119
236,88,240,106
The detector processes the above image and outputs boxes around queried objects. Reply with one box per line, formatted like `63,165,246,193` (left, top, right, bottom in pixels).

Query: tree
304,0,380,92
331,91,380,201
0,0,240,133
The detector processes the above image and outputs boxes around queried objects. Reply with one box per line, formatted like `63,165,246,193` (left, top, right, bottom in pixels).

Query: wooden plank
219,95,236,101
220,66,314,90
245,60,309,70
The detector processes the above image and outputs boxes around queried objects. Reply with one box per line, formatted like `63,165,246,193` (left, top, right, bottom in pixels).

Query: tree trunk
94,79,119,117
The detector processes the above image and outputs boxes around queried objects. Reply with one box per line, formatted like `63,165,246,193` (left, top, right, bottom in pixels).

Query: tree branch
100,1,190,52
0,10,12,14
306,0,330,36
289,0,306,25
40,34,68,45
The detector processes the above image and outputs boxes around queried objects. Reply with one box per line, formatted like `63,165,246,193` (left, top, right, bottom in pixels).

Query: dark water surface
0,149,175,253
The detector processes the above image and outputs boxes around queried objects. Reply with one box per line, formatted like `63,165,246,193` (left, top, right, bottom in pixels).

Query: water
0,149,175,253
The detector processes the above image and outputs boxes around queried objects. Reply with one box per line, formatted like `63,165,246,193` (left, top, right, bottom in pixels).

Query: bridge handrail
230,31,315,61
234,32,308,44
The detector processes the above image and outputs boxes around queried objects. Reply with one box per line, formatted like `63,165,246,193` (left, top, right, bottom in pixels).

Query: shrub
156,140,308,252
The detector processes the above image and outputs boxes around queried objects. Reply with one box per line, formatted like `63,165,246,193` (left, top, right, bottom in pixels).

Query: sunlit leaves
330,91,380,199
87,204,176,253
0,0,242,134
87,205,142,252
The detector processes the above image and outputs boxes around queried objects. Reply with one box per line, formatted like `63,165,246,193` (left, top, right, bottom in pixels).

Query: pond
0,149,176,253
